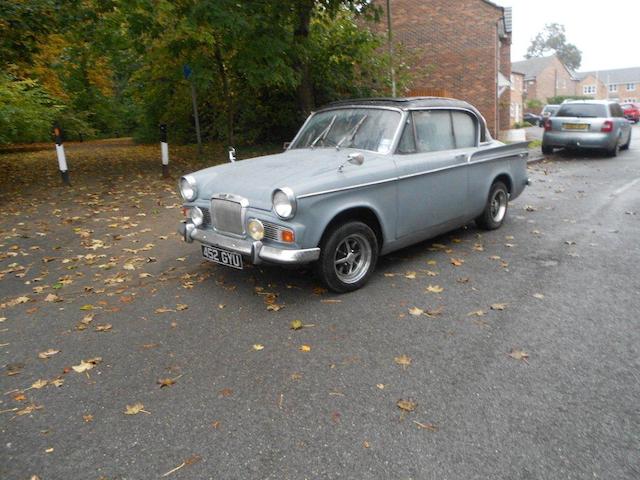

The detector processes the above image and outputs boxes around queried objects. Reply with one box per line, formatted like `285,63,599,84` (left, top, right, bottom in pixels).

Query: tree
526,23,582,71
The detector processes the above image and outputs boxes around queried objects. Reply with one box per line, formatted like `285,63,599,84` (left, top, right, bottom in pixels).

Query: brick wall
528,57,576,102
510,72,524,124
376,0,510,136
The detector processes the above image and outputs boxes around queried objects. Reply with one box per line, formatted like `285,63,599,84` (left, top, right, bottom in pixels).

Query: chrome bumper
178,221,320,265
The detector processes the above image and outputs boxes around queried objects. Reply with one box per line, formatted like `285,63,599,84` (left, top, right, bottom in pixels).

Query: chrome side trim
297,177,398,199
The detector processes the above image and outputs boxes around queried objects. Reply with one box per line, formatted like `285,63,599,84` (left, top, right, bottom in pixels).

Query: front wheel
476,181,509,231
315,221,378,293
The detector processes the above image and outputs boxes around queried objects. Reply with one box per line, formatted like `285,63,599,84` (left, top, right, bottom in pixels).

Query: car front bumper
543,131,617,150
178,221,320,265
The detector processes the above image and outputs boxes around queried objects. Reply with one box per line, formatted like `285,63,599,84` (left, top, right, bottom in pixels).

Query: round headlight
273,188,296,219
190,206,204,227
179,176,197,201
247,219,265,241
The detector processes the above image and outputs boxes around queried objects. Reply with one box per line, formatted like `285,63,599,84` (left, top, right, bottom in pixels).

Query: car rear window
556,104,607,118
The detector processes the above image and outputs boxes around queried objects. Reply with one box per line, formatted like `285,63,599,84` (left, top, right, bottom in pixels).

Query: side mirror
283,141,291,150
347,152,365,166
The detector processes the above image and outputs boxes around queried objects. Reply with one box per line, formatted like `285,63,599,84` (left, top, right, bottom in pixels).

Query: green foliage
526,23,582,71
525,99,543,110
546,95,591,105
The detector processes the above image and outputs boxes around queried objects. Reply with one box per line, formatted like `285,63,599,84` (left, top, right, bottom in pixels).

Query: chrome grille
201,207,212,228
263,222,281,241
211,199,244,235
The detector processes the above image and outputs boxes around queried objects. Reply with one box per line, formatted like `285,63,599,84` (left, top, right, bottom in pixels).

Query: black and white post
160,124,169,178
54,126,70,186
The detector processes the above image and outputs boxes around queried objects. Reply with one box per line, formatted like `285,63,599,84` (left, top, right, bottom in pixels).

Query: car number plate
563,123,588,130
202,245,243,269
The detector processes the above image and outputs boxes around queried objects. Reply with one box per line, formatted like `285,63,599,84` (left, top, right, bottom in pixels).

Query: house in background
575,67,640,103
511,55,576,108
377,0,513,137
510,71,525,124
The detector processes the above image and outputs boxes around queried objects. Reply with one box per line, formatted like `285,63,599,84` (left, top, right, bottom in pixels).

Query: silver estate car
542,100,632,156
178,97,529,292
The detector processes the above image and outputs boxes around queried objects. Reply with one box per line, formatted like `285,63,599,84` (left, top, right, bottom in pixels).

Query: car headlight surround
179,175,198,201
272,187,297,220
189,206,204,226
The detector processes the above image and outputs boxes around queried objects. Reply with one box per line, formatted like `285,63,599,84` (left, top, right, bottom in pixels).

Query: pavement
1,126,639,479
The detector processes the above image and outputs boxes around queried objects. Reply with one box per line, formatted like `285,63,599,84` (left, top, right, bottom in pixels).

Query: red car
621,103,640,123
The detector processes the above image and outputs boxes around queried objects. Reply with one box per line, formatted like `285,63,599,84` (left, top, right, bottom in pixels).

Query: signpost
183,65,202,154
53,126,70,186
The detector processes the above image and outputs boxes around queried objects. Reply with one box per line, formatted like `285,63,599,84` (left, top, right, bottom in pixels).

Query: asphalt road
2,126,639,479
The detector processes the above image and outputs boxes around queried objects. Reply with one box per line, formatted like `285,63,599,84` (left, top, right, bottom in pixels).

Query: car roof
562,99,617,105
320,96,479,112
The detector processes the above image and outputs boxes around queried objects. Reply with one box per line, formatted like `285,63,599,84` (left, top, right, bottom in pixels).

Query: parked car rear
621,102,640,123
542,100,632,157
539,104,560,126
523,112,541,125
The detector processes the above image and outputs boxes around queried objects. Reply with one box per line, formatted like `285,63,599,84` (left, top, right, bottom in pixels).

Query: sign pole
54,126,70,186
183,65,202,155
160,124,169,178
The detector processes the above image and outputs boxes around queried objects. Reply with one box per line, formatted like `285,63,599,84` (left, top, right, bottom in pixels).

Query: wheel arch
492,173,513,195
319,206,384,252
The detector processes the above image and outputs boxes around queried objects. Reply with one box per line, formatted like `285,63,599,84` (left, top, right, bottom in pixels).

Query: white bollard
54,127,70,185
160,124,169,177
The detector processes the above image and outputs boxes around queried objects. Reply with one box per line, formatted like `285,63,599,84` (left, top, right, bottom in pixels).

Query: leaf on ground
71,357,102,373
176,304,188,311
50,378,64,387
425,306,444,318
94,324,112,332
397,399,417,412
394,354,411,368
83,414,93,423
490,303,507,311
252,344,264,351
413,420,438,432
450,258,464,267
44,294,62,303
468,310,487,317
16,403,43,416
507,349,529,363
533,293,545,299
404,271,417,279
155,307,175,313
290,319,303,330
79,304,94,311
376,383,385,390
219,388,233,397
38,349,60,359
425,270,438,277
408,307,424,316
266,303,284,312
31,379,48,389
425,285,444,293
299,344,311,352
157,378,176,388
124,402,150,415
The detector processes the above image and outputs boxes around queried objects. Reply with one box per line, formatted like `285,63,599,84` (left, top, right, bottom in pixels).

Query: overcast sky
496,0,640,72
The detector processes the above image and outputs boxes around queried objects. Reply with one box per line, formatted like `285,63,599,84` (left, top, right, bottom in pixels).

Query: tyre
315,221,378,293
621,133,631,151
542,145,553,155
476,181,509,231
607,140,620,157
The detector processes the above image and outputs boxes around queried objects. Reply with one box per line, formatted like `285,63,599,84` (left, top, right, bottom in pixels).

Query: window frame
583,85,597,95
395,107,480,155
627,83,637,91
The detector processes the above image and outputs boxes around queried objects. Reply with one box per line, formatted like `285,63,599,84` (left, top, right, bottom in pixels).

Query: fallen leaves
157,375,182,388
252,344,264,351
38,349,60,359
124,402,150,415
290,319,303,330
413,420,438,432
394,354,411,369
94,323,112,332
507,349,529,363
425,285,444,293
533,293,545,300
71,357,102,373
44,293,62,303
299,344,311,352
161,454,202,477
450,258,464,267
490,303,507,311
396,399,417,412
408,307,424,316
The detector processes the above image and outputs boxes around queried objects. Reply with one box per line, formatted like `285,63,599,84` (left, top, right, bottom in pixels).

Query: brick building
376,0,513,136
575,67,640,103
511,55,576,108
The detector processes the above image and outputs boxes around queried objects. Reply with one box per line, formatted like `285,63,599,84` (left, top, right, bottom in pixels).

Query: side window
413,110,455,153
451,111,477,148
397,115,416,154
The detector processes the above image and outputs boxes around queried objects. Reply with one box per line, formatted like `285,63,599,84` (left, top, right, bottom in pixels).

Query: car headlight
272,188,296,220
179,175,197,201
189,206,204,227
247,219,265,240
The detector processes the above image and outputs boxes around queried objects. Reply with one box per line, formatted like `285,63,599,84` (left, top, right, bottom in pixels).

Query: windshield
556,104,608,118
291,108,402,154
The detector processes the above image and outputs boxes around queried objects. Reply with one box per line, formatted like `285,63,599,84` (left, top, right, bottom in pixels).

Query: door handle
455,154,468,162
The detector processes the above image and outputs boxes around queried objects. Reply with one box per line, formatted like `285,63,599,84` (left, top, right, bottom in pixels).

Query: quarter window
451,111,477,148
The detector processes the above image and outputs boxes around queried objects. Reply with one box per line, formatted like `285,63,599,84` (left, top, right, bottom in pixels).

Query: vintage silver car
178,97,529,292
542,100,632,156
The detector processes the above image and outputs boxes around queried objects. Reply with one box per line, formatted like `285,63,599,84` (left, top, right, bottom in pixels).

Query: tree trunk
293,1,315,120
214,40,234,146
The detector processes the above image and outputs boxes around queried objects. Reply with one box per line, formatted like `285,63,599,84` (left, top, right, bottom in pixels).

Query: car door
394,109,475,238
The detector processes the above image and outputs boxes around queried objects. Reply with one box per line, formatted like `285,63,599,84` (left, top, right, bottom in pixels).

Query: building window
609,84,618,93
583,85,596,95
627,83,636,91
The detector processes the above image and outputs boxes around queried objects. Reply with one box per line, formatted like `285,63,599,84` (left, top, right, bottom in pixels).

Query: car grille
263,222,282,242
201,207,212,228
211,198,244,236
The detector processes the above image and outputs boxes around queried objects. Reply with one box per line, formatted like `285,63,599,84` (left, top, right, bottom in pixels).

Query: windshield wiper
311,115,337,148
336,114,368,149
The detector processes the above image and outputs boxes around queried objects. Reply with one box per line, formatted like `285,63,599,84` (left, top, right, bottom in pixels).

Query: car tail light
601,120,613,133
544,119,552,131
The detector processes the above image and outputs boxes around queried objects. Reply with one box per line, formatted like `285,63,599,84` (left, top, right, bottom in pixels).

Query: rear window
542,106,559,114
556,104,607,118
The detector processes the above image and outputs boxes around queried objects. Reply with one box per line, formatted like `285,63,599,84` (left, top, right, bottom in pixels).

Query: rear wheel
621,133,631,151
607,140,620,157
542,145,554,155
476,181,509,231
315,221,378,293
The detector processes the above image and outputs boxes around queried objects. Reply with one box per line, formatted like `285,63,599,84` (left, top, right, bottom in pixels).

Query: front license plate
202,245,243,269
563,123,588,130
